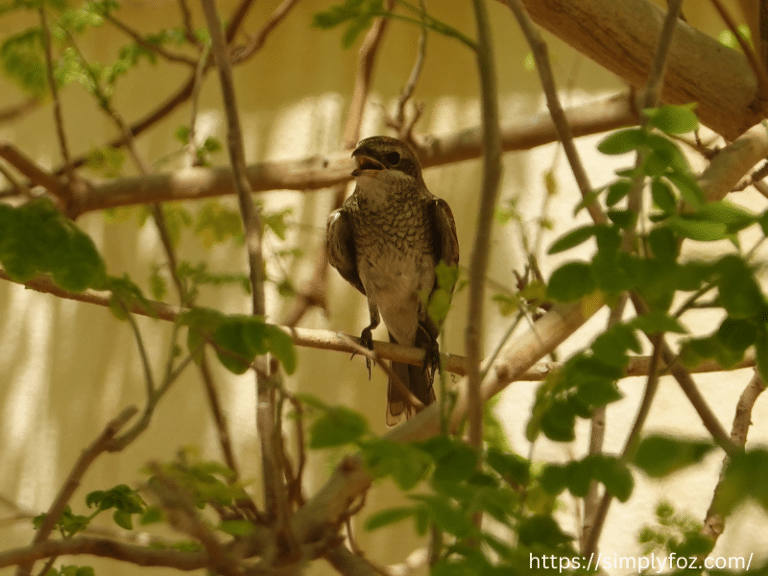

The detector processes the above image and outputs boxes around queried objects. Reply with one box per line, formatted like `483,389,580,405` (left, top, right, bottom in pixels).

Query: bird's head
351,136,423,186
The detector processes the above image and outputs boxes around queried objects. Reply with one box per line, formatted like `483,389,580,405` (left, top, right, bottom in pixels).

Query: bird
327,136,459,424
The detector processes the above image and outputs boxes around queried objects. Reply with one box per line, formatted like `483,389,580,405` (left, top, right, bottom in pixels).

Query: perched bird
327,136,459,424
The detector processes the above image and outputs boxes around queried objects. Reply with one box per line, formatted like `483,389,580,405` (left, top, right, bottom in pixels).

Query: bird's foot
422,338,440,383
351,326,375,379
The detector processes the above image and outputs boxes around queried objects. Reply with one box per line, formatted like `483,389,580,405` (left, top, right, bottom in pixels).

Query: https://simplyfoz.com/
529,551,754,573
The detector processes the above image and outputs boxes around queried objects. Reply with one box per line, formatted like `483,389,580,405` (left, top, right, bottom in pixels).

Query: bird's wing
326,208,366,295
431,198,460,268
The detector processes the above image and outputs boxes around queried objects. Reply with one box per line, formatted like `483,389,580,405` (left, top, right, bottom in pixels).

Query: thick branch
64,93,636,215
514,0,766,140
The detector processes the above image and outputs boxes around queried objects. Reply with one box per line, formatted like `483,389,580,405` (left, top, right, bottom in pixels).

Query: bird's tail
386,331,437,426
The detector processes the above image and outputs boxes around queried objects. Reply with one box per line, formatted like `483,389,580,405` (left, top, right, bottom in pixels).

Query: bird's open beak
351,153,384,176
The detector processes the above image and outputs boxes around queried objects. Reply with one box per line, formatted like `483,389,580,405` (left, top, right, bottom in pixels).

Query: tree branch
0,537,209,571
465,0,502,452
511,0,766,140
57,92,635,215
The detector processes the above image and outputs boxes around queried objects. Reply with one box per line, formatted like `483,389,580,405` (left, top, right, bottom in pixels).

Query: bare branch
702,372,766,545
0,143,64,198
0,537,209,571
0,98,39,125
466,0,503,451
64,92,635,215
103,12,199,66
0,269,757,381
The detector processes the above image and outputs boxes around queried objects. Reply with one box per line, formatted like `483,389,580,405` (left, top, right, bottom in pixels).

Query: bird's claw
350,326,375,380
422,338,440,383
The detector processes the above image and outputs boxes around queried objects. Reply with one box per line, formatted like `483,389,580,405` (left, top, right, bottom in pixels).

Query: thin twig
0,143,63,197
14,407,138,576
710,0,768,100
104,13,198,66
466,0,502,451
200,0,290,539
504,0,606,225
39,6,73,187
233,0,303,62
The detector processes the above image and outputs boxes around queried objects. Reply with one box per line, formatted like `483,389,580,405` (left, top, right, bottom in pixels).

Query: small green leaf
264,324,297,374
547,261,595,302
213,318,253,374
486,448,530,487
309,406,368,448
665,172,704,208
716,449,768,514
547,225,597,254
540,400,576,442
629,310,687,334
597,128,646,155
364,506,416,531
633,435,714,477
648,226,678,261
664,215,728,242
218,520,256,536
605,180,632,206
643,104,699,135
717,255,764,318
518,515,572,547
651,178,677,213
716,317,757,351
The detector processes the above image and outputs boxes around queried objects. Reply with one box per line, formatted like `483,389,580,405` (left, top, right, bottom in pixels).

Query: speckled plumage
327,136,459,425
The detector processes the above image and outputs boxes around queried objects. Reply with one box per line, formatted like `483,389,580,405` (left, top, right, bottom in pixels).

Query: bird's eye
385,151,401,165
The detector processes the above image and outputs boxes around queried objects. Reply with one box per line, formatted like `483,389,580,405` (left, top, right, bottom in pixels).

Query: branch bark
514,0,766,140
59,93,636,215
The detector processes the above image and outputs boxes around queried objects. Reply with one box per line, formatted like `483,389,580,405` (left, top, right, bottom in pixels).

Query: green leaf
364,506,416,531
648,226,678,261
112,509,133,530
629,310,687,334
263,324,297,374
547,225,596,254
540,400,576,442
218,520,256,536
486,448,530,487
665,172,704,208
360,439,432,489
425,438,477,485
715,449,768,515
716,317,757,351
309,406,368,448
643,104,699,134
633,435,714,478
664,215,728,241
213,318,253,374
716,255,764,318
410,494,475,538
547,261,595,302
518,515,572,547
605,180,632,206
597,128,646,155
651,178,677,213
0,28,47,96
696,200,757,233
